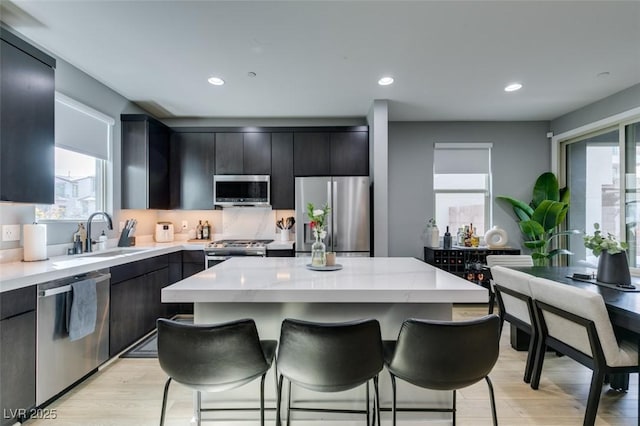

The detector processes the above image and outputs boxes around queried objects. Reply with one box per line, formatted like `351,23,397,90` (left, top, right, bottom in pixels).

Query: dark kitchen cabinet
271,133,294,209
215,132,271,176
0,286,36,426
294,132,331,176
121,114,172,209
215,133,243,174
109,255,170,356
330,131,369,176
243,133,271,175
0,30,55,204
172,132,215,210
182,250,205,279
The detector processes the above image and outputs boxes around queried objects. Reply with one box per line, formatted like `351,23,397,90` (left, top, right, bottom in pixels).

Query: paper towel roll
24,224,47,261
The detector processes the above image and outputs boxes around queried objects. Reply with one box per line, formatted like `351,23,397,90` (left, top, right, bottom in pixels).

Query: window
561,116,640,269
36,93,113,221
433,143,492,236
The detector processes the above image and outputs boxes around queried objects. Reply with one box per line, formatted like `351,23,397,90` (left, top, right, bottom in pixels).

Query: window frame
553,106,640,275
433,143,493,235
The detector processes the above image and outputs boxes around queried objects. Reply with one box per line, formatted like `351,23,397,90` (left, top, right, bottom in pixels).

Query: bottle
431,223,439,248
73,234,83,254
471,226,480,247
196,220,203,240
464,224,472,247
78,223,87,250
203,220,210,240
457,227,465,246
443,226,452,249
98,230,108,251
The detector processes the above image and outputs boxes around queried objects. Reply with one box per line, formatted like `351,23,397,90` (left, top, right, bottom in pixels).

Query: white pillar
367,100,389,256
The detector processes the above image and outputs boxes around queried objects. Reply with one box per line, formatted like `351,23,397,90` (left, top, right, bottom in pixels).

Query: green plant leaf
531,200,568,232
532,172,560,207
513,206,531,222
523,240,546,249
531,252,549,259
548,248,573,257
519,220,545,239
559,187,570,204
496,196,534,219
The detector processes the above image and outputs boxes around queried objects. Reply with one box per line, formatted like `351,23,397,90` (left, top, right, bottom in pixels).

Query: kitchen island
162,256,487,424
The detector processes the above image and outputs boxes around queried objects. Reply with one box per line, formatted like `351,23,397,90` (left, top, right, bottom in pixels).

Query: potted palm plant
584,223,631,285
497,172,580,266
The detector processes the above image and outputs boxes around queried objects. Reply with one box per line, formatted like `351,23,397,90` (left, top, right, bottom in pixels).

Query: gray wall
551,83,640,134
388,121,550,258
0,27,146,249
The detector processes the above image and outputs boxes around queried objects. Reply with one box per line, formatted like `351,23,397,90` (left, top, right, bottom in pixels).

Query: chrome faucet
86,212,113,252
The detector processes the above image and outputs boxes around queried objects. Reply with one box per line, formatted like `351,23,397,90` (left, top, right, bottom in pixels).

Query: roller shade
55,93,113,160
434,143,492,174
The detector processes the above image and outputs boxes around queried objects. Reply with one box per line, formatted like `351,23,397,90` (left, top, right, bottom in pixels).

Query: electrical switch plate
182,220,188,230
2,224,20,241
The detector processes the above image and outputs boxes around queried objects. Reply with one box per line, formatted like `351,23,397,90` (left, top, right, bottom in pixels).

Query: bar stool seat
275,318,383,425
157,318,276,426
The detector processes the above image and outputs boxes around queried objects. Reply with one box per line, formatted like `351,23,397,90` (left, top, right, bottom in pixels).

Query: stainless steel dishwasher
36,269,110,405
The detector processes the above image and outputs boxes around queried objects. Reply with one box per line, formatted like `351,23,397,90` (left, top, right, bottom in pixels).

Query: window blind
54,93,114,160
433,143,492,175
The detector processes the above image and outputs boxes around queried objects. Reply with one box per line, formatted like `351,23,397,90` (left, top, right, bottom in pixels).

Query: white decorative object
430,225,440,248
280,229,290,242
484,226,508,248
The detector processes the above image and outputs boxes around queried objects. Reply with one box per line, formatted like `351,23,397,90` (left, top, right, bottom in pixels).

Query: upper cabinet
121,114,172,209
294,130,369,177
271,133,294,209
0,30,56,204
243,133,271,175
172,132,215,210
215,132,271,175
330,131,369,176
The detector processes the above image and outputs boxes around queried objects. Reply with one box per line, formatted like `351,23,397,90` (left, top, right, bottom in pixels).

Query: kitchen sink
80,249,147,257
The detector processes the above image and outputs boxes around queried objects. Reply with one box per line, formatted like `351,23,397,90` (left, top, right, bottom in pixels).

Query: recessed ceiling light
247,72,257,78
208,76,225,86
597,71,610,78
504,83,523,92
378,76,394,86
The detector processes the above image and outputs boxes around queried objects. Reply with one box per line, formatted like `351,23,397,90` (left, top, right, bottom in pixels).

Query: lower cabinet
0,286,36,426
109,255,171,357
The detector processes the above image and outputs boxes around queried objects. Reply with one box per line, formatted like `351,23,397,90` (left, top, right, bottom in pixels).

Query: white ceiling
4,1,640,121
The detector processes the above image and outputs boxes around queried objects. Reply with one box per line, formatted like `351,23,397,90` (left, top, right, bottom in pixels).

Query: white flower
313,209,324,217
319,230,327,240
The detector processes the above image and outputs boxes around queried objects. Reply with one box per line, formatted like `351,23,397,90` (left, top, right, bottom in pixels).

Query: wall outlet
2,224,21,242
181,220,188,230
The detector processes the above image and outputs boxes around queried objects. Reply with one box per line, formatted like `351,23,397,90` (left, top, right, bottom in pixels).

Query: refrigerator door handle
332,180,338,249
325,180,332,248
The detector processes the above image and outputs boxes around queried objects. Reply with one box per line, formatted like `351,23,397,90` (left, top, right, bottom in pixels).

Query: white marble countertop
162,257,487,304
0,238,296,294
0,241,201,293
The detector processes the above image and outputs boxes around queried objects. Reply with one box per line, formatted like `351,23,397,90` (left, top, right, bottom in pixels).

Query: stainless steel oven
203,239,271,269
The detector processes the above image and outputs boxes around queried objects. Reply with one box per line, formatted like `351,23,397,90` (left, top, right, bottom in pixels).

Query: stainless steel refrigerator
295,176,370,256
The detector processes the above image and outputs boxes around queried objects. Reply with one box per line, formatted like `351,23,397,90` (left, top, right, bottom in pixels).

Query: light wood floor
25,305,638,426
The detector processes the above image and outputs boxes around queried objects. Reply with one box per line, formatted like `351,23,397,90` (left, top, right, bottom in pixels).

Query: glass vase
311,235,326,267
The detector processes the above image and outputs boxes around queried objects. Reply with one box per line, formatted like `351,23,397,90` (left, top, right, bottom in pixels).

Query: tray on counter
306,264,343,272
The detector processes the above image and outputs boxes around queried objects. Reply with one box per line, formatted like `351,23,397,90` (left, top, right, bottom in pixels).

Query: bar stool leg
366,380,370,426
390,374,397,426
286,379,292,426
159,377,172,426
374,375,381,426
452,389,456,426
276,374,283,426
260,373,266,426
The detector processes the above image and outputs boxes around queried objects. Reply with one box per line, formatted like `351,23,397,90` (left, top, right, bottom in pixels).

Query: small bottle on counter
196,220,203,240
203,220,210,240
98,230,108,251
443,226,452,249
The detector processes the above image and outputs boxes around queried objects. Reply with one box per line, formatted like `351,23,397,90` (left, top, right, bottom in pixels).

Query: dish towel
67,279,97,342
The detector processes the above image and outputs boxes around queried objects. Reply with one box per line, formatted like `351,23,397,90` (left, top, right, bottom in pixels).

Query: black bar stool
157,318,277,426
275,318,383,425
384,315,500,426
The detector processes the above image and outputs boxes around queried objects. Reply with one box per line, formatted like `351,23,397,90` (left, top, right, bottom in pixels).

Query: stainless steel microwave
213,175,270,207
